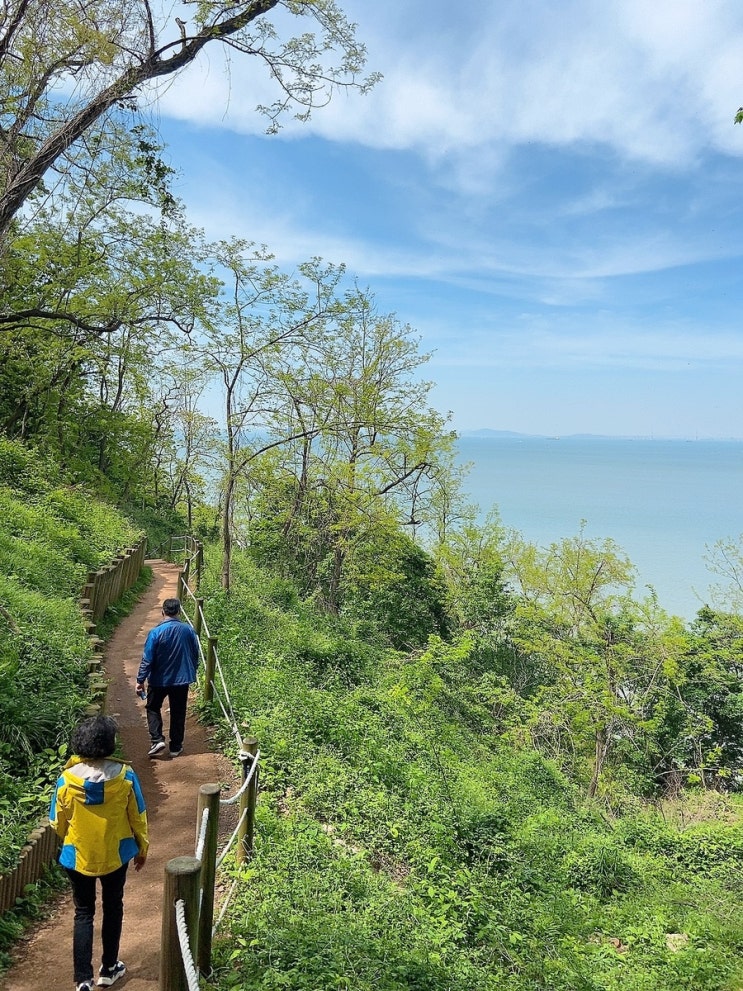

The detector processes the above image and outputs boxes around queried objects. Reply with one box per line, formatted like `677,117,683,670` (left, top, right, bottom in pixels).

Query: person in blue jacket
50,715,148,991
136,597,200,758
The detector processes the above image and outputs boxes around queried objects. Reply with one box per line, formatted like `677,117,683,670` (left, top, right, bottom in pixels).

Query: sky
146,0,743,439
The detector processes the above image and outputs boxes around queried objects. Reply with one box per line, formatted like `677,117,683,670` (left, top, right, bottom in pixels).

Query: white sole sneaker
97,961,126,986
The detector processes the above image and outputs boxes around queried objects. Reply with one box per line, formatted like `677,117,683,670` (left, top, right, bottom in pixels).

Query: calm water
455,436,743,621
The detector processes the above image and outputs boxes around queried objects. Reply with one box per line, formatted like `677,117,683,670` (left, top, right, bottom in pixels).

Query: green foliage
200,545,743,991
0,438,60,493
0,438,143,870
341,532,451,650
562,837,641,898
119,502,189,557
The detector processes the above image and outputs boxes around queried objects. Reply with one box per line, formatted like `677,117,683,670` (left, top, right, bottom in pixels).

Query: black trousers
66,862,128,984
145,683,189,750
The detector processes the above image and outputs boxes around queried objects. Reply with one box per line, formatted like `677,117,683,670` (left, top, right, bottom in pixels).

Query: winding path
1,560,238,991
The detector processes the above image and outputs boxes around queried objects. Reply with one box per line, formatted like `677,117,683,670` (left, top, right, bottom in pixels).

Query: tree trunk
221,476,235,592
587,724,610,799
326,542,346,615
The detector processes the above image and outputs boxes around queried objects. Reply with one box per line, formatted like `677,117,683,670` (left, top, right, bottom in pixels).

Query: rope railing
174,899,201,991
215,809,249,871
174,541,244,753
195,808,210,863
163,757,260,989
220,751,260,806
212,878,240,937
159,537,262,991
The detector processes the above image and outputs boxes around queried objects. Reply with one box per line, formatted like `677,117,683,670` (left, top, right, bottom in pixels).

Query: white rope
216,808,248,869
214,652,239,724
179,555,243,750
181,610,207,666
219,751,260,806
174,898,200,991
212,877,240,938
195,807,209,862
210,677,242,745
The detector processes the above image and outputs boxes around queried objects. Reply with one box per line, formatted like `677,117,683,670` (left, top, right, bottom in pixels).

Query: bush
562,837,641,898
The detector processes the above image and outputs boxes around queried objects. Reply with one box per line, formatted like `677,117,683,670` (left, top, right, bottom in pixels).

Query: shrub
563,837,641,898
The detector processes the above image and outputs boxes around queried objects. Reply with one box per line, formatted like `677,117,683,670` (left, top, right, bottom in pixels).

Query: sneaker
97,961,126,987
77,983,93,991
148,740,166,757
169,748,183,758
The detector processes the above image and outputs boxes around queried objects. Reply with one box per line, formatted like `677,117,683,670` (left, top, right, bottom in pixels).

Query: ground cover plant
0,438,143,870
195,546,743,991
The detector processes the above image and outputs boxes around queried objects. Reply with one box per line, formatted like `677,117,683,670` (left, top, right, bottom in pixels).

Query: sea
454,435,743,622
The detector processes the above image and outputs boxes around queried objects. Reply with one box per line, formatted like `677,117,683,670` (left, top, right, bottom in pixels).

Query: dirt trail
1,560,239,991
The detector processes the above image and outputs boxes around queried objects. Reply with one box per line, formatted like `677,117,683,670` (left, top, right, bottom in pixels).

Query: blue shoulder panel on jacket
125,767,147,814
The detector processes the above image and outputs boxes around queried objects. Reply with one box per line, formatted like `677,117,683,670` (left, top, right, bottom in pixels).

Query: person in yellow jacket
50,715,148,991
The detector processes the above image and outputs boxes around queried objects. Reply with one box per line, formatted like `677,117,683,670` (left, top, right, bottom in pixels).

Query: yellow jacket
50,756,148,876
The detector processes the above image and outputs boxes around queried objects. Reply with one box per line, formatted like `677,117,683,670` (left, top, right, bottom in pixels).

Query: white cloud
432,314,743,372
142,1,743,442
150,0,743,208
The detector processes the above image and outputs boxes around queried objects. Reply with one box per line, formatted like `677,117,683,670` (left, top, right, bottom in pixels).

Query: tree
192,242,343,590
0,204,215,484
653,607,743,791
0,0,379,238
503,527,647,797
435,509,510,638
0,107,232,511
157,368,219,529
245,286,456,614
704,535,743,612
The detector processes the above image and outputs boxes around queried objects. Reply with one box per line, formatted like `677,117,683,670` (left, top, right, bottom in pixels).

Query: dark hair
71,716,118,759
162,598,181,617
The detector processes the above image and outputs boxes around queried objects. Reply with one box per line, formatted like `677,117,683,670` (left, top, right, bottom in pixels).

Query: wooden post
204,637,217,704
237,738,259,864
196,784,221,977
161,856,201,991
194,598,204,638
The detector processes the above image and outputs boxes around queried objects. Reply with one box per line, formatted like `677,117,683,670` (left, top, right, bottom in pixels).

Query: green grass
0,438,144,870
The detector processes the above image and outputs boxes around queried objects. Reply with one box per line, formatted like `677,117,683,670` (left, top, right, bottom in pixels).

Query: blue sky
149,0,743,439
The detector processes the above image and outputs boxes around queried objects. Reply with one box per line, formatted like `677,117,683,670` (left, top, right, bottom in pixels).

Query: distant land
458,429,743,442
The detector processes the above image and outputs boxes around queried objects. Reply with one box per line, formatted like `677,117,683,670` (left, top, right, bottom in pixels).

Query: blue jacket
137,617,200,687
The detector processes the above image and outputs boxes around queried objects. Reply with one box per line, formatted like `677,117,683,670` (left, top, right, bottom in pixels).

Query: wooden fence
161,751,260,990
0,537,148,914
81,539,148,622
161,535,260,989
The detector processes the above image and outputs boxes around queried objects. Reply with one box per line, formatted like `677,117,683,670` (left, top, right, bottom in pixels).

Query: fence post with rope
196,783,221,977
158,536,263,989
162,856,201,991
238,738,259,863
160,752,263,990
204,636,217,705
